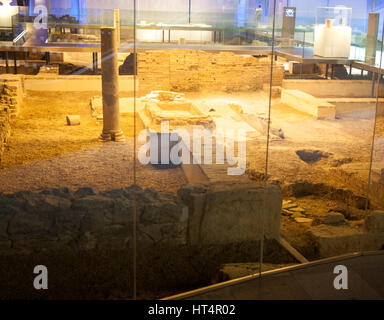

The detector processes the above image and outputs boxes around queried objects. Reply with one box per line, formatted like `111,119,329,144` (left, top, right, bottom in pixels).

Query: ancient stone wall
0,186,186,254
0,76,24,163
0,183,288,298
0,101,11,163
137,50,284,94
0,182,282,254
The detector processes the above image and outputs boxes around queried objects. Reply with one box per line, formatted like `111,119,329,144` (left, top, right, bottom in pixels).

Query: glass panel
0,1,136,299
265,0,381,299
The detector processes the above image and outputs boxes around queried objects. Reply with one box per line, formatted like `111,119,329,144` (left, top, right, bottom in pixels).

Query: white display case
0,0,19,28
136,22,213,43
313,6,352,58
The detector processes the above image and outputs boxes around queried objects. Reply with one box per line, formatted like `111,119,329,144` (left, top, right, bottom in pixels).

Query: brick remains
137,50,284,94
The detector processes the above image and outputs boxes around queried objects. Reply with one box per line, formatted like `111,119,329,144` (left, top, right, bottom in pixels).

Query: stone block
74,187,99,198
39,195,72,212
324,211,345,225
308,224,384,257
364,211,384,234
72,195,114,212
281,89,336,120
66,115,80,126
182,182,282,245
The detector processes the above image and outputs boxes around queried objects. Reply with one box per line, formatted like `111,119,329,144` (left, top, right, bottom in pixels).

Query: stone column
99,27,125,142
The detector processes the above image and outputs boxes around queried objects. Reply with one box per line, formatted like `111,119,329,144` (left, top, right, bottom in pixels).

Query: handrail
13,29,28,46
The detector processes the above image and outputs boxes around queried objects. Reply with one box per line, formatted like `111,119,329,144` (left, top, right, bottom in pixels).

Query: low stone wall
138,50,284,94
24,75,136,93
0,182,286,298
0,185,186,254
282,79,384,98
0,182,282,254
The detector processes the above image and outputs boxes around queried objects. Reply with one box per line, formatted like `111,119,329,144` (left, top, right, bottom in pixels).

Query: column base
99,130,126,142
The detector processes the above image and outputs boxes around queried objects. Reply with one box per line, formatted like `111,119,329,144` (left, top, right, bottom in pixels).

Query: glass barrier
265,0,383,299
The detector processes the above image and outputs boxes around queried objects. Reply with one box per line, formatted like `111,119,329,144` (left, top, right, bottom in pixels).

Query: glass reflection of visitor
255,4,262,28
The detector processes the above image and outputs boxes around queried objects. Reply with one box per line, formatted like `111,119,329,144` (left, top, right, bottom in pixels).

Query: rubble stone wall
0,102,11,163
0,182,282,254
0,76,24,163
0,185,186,255
137,50,284,94
0,183,286,298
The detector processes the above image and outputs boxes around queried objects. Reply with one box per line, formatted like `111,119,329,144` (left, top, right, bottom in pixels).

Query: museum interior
0,0,384,300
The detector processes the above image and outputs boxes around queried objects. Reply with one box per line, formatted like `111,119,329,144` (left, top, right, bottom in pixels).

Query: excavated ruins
0,48,384,299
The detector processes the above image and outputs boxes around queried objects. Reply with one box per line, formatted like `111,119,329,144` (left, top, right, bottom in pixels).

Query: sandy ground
0,141,186,194
186,91,383,186
0,91,186,194
1,90,382,195
377,117,384,135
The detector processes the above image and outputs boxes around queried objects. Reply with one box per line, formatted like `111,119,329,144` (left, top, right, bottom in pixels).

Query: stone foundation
140,91,211,129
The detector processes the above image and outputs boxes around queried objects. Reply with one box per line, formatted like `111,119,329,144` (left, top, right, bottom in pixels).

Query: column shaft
100,27,125,142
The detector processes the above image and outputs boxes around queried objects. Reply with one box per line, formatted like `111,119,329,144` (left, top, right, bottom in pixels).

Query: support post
372,72,377,98
5,51,9,73
365,13,380,65
188,0,191,24
13,52,17,74
281,7,296,46
99,28,125,142
92,52,95,73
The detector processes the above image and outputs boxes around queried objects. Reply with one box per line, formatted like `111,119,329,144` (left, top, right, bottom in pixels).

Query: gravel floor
0,138,187,194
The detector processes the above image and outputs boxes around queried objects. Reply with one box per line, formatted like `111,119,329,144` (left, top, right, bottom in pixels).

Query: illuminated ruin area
0,0,383,300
